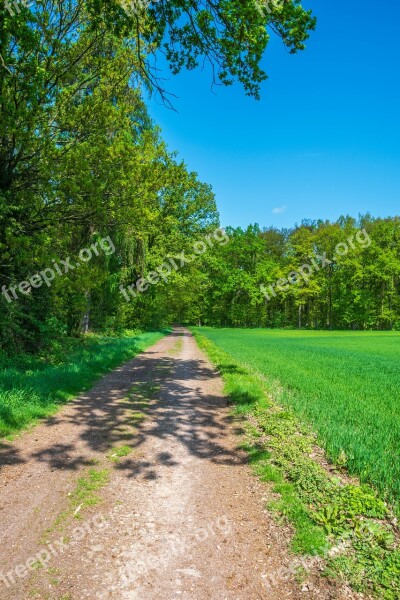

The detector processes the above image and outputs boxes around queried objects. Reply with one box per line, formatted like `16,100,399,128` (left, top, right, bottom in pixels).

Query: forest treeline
188,217,400,330
2,2,398,356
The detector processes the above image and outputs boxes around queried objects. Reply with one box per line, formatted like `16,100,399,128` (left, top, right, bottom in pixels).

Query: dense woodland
0,1,398,357
192,217,400,330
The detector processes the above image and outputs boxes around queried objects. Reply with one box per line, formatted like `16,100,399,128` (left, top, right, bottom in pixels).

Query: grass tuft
108,445,132,462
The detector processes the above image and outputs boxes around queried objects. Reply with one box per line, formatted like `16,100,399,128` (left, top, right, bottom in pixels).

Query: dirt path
0,328,337,600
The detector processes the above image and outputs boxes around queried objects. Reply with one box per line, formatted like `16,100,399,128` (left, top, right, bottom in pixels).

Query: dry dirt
0,328,349,600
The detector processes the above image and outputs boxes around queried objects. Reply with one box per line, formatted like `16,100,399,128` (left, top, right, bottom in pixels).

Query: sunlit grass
0,331,166,437
193,328,400,503
108,445,132,462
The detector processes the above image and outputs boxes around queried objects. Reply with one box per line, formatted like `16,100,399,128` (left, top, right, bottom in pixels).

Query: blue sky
147,0,400,229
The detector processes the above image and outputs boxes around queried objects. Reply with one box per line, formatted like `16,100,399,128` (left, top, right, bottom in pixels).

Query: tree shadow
1,330,248,480
217,363,247,376
0,442,26,468
227,389,260,406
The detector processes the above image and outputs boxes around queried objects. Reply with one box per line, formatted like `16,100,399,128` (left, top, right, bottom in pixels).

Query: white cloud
272,205,287,215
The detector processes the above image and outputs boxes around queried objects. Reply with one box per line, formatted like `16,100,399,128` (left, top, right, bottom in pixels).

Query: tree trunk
81,292,91,333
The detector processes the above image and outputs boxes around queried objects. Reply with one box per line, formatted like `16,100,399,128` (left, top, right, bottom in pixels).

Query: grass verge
0,331,167,437
192,328,400,599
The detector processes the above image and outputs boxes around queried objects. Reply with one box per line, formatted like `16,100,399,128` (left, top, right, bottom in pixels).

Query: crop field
194,328,400,502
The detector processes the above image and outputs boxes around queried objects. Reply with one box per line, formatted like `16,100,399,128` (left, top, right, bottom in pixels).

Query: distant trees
184,217,400,330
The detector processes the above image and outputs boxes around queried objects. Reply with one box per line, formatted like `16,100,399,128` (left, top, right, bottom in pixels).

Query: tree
85,0,316,100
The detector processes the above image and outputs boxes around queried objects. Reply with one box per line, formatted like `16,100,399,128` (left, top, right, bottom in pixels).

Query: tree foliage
184,218,400,330
0,0,221,351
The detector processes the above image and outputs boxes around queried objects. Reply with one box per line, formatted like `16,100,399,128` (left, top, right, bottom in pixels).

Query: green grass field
0,331,165,438
193,328,400,502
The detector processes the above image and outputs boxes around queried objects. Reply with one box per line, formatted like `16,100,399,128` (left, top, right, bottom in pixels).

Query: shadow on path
0,330,247,479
